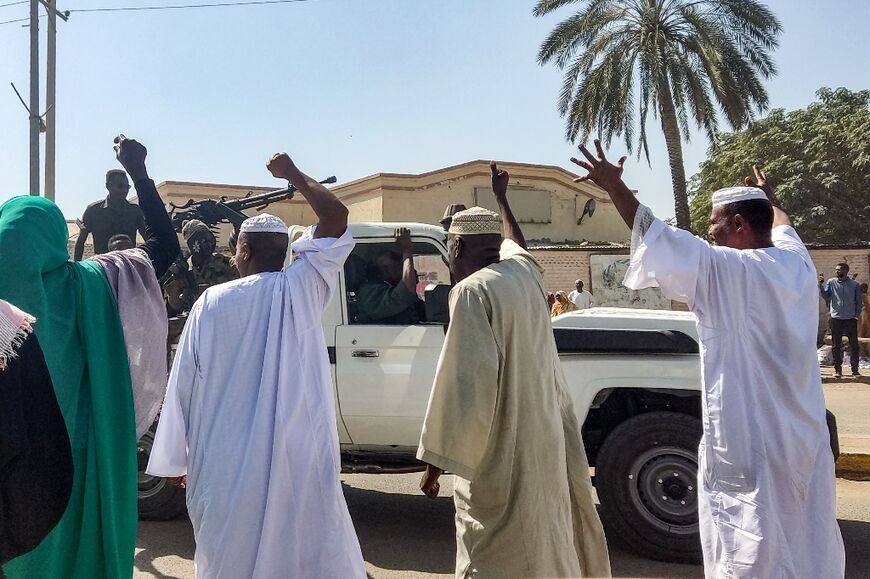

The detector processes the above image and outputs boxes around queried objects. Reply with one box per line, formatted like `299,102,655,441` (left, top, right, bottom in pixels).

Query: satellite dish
579,198,596,225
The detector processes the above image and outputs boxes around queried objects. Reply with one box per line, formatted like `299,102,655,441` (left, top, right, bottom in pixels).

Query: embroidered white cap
239,213,289,235
448,206,503,236
711,186,769,208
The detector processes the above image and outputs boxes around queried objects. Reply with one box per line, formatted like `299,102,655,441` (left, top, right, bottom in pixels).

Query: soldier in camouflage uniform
163,219,238,316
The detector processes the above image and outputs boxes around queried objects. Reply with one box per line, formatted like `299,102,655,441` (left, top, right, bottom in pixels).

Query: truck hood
552,308,698,340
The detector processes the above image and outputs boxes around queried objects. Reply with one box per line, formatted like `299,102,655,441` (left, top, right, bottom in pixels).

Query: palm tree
535,0,781,230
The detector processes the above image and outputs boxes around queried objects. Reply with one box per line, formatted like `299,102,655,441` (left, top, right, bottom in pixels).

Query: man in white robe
416,163,611,579
146,153,365,578
571,142,844,578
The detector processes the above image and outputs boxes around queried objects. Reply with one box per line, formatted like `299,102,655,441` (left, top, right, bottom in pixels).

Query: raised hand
743,165,773,197
491,161,509,198
114,134,148,180
570,139,627,193
744,164,791,227
570,139,637,228
266,153,297,181
396,227,413,255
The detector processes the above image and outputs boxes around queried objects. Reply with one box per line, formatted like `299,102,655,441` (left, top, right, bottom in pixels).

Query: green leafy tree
535,0,781,230
690,88,870,243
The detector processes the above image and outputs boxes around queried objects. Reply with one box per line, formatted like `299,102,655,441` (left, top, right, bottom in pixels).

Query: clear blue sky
1,0,868,220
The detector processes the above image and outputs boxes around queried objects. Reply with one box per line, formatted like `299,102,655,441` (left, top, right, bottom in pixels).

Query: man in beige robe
416,163,610,579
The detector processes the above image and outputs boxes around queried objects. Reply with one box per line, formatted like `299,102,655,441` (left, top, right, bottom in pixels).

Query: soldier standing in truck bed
163,219,238,315
73,170,147,260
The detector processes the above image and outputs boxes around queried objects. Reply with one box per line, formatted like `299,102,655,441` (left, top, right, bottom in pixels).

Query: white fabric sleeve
630,203,656,257
285,225,355,311
771,224,812,265
623,206,713,309
145,303,200,477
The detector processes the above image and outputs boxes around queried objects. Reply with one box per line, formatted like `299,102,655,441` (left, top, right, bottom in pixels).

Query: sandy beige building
153,160,630,248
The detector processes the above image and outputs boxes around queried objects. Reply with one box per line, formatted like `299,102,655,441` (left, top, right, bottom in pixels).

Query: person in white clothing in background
146,152,364,579
570,141,844,579
568,279,593,309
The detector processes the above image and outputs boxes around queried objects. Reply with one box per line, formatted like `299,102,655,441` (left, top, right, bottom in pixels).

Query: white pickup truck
137,221,838,563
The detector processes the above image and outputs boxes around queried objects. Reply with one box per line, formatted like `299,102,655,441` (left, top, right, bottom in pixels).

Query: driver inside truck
356,227,425,324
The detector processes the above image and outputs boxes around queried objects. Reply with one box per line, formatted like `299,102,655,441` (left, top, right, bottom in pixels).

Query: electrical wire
69,0,311,14
0,1,27,10
0,15,32,25
0,0,314,26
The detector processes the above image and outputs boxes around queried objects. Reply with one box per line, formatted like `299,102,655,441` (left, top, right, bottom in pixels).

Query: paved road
824,380,870,455
135,475,870,578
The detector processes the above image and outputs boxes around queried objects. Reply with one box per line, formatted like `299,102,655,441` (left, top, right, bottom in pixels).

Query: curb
836,454,870,481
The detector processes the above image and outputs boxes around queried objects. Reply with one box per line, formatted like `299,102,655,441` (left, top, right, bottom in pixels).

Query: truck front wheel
137,424,188,521
595,411,702,563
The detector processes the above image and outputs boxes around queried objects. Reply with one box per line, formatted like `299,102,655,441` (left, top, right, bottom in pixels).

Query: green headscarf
0,196,137,579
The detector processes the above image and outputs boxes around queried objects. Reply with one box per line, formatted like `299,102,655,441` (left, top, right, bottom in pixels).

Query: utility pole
29,0,39,196
42,0,69,201
45,0,57,201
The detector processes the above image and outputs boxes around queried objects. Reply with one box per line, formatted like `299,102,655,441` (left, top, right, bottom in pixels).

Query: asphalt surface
135,475,870,579
134,379,870,578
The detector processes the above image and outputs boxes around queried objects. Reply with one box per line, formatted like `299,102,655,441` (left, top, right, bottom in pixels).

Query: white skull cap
711,186,769,208
239,213,288,234
448,206,503,236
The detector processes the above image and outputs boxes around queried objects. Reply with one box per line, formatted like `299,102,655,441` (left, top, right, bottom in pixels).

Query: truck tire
595,411,702,563
137,425,187,521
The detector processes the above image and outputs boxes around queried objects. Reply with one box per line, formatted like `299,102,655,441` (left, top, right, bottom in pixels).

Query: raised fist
113,134,148,178
267,153,296,180
491,161,509,198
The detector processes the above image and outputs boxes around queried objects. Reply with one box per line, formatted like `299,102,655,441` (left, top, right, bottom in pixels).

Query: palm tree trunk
657,80,692,231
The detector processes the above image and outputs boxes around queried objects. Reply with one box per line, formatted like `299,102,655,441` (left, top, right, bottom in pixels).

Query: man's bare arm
745,165,792,228
73,227,89,261
490,162,527,249
396,227,418,292
570,140,637,228
266,153,348,239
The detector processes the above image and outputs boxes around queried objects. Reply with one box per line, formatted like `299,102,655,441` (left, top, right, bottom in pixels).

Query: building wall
531,250,593,293
155,161,630,246
346,193,384,223
812,249,870,283
378,169,629,244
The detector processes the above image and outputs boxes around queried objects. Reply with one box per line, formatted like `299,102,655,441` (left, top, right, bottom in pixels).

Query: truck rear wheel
595,411,702,563
137,425,187,521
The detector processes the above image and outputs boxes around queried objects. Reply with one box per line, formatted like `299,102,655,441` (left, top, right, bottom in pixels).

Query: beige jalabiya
417,240,611,579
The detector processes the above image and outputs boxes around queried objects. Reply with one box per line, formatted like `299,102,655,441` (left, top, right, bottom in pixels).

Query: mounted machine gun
167,175,338,233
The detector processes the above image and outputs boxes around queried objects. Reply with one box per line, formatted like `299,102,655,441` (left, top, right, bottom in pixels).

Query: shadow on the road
342,478,705,578
135,518,195,579
343,481,456,574
841,519,870,578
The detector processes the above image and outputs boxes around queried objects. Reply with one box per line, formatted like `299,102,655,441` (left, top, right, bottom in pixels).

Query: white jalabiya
624,205,845,578
146,226,365,579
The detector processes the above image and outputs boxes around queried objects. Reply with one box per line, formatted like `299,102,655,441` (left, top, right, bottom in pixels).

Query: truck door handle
351,349,380,358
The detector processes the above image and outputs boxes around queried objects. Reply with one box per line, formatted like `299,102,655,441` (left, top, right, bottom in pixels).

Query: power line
0,0,313,25
0,1,27,10
69,0,311,14
0,15,33,25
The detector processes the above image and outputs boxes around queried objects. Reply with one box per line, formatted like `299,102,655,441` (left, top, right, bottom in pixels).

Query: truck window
344,240,450,325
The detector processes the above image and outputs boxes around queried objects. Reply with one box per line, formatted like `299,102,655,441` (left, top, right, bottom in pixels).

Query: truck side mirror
425,284,451,325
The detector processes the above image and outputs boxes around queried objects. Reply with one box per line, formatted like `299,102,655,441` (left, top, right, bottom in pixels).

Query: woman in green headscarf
0,136,179,578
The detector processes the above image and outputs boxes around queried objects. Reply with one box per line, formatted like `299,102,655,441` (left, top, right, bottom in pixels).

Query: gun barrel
168,175,337,231
230,176,337,211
